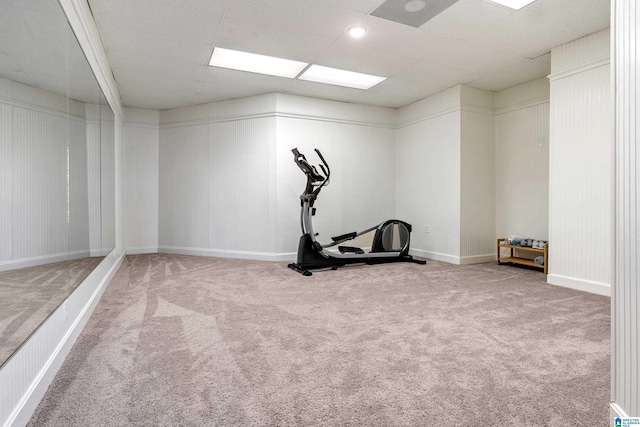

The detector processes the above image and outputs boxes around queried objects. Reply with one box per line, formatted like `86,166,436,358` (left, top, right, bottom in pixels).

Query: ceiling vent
371,0,461,28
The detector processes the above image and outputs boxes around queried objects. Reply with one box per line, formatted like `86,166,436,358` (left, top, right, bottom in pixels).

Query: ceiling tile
0,53,18,71
312,42,418,77
336,16,454,60
473,9,584,58
423,0,513,40
518,0,610,35
282,78,370,103
121,93,194,111
198,66,291,104
350,77,447,107
108,50,206,82
396,60,481,85
489,56,550,84
88,0,226,44
310,0,385,13
99,27,214,65
0,69,34,88
224,0,366,41
215,18,334,64
467,75,519,92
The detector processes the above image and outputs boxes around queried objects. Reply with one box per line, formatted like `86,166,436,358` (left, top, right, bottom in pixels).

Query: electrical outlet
425,225,430,233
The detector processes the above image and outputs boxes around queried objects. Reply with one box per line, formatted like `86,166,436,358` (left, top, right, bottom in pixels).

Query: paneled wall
0,97,10,262
396,87,462,263
396,85,496,264
0,78,93,270
158,107,277,258
155,94,396,259
495,78,550,242
101,108,116,253
86,103,101,255
124,108,159,253
460,86,495,261
548,29,611,296
276,114,396,254
612,0,640,418
69,103,90,256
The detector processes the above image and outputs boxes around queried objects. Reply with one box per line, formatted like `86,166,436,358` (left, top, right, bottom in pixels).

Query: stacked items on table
503,236,548,265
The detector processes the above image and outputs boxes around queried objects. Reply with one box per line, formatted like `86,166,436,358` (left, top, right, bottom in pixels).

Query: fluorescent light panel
489,0,537,10
209,47,308,78
298,65,386,90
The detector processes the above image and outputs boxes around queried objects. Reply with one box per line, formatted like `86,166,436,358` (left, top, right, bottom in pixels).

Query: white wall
495,78,550,243
86,103,102,255
155,93,397,260
275,94,397,254
396,87,462,263
100,108,116,253
612,0,640,418
158,98,279,258
124,108,159,254
548,29,611,296
460,86,495,261
0,86,10,263
396,85,496,264
134,78,595,276
0,79,93,271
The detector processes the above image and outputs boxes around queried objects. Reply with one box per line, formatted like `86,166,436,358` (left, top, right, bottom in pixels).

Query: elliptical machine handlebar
292,148,331,203
313,148,330,180
292,148,330,182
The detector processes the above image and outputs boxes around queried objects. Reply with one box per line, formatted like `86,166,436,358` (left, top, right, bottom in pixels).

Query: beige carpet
0,257,104,367
29,254,609,426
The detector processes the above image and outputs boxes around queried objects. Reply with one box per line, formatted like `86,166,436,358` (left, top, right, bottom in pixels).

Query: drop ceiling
86,0,609,110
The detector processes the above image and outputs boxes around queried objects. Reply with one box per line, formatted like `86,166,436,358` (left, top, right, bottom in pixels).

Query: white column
612,0,640,418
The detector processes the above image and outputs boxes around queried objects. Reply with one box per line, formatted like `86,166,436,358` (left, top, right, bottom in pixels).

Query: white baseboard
90,248,113,257
547,273,611,297
459,254,496,265
126,246,159,255
408,250,500,265
155,247,493,266
1,252,124,427
158,246,296,262
410,249,460,264
0,251,92,273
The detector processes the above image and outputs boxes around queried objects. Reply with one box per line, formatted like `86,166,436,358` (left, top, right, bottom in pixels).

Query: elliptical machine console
288,148,426,276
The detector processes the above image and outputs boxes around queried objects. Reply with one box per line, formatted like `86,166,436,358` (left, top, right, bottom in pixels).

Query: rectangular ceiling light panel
298,65,387,90
489,0,537,10
209,47,308,78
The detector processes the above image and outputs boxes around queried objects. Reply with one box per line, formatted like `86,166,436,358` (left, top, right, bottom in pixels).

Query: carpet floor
0,257,104,366
29,254,609,426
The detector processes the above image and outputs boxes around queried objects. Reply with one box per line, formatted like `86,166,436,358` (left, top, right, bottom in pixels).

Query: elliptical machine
288,148,426,276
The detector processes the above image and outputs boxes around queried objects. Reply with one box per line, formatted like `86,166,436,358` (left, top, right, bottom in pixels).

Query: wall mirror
0,0,115,367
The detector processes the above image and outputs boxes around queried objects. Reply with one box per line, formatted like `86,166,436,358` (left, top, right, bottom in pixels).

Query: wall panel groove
548,29,612,296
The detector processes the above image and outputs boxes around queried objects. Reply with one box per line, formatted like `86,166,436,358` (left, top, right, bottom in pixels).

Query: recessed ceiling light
347,26,367,38
298,65,387,90
208,47,308,78
404,0,427,13
489,0,537,10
